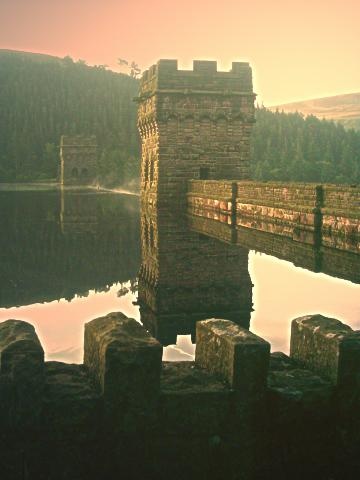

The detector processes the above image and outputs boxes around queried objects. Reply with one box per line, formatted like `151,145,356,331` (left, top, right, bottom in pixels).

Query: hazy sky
0,0,359,105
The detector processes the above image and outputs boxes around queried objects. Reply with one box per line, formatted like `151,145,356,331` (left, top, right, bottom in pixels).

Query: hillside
251,107,360,184
0,50,359,186
0,49,139,183
271,93,360,130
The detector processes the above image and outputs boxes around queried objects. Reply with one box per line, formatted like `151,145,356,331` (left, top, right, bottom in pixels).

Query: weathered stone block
160,362,233,435
0,320,44,426
195,319,270,394
290,314,360,387
265,352,337,478
268,352,334,409
84,312,162,431
43,362,101,432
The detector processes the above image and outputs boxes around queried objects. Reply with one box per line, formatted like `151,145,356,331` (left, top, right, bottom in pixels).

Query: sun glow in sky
0,0,359,104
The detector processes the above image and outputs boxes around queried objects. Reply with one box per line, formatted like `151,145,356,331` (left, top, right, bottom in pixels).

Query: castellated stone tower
60,135,97,185
137,59,255,208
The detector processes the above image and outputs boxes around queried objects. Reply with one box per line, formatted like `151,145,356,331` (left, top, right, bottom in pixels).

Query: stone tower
136,59,255,208
60,135,97,185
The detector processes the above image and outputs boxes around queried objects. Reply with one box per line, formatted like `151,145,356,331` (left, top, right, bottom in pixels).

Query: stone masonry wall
1,313,360,479
188,180,360,252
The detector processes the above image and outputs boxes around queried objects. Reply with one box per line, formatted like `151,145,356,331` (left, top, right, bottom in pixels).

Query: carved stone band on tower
136,59,256,208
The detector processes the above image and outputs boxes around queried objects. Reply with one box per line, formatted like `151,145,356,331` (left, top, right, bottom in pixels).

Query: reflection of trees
0,191,141,307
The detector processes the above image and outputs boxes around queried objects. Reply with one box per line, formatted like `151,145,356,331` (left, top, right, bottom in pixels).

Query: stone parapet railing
188,180,360,252
1,312,360,478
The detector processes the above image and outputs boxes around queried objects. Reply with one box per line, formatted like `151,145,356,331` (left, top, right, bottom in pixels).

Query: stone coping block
290,314,360,387
43,362,101,430
0,320,44,375
160,362,232,434
84,312,162,430
84,312,162,394
0,320,44,426
268,352,334,406
195,319,270,394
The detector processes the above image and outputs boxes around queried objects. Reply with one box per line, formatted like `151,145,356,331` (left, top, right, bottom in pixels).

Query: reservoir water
0,186,359,363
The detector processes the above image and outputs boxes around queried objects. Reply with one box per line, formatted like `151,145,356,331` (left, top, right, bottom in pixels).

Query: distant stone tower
60,135,97,185
136,59,255,207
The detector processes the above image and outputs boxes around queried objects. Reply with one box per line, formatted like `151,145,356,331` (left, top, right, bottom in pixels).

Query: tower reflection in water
137,204,253,354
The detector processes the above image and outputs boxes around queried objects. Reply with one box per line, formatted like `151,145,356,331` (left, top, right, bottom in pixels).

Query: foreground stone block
0,320,44,426
195,319,270,394
84,312,162,431
160,361,232,435
43,362,101,432
264,352,337,478
290,314,360,387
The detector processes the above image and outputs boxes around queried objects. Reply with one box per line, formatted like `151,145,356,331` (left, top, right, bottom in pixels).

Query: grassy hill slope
271,93,360,130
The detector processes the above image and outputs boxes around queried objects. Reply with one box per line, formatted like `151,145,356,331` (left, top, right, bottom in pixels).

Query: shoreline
0,182,140,196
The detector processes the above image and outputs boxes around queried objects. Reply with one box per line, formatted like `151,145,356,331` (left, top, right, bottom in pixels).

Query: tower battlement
139,59,254,98
60,135,97,147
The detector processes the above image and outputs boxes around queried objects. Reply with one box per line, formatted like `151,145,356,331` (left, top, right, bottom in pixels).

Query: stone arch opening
167,116,178,137
232,116,244,138
215,117,227,136
183,116,195,141
149,223,155,249
199,116,211,138
144,156,149,184
149,155,154,183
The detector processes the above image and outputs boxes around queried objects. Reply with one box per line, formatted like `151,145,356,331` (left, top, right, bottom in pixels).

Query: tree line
0,50,359,185
251,107,360,184
0,51,139,185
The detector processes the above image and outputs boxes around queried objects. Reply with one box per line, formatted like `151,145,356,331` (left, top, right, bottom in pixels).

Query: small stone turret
60,135,97,185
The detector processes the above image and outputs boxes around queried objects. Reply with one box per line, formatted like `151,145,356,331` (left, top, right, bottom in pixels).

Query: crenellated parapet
139,59,253,98
136,59,256,208
1,313,360,478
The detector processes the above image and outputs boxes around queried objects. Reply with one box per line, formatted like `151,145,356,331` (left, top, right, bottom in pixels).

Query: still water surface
0,187,359,362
